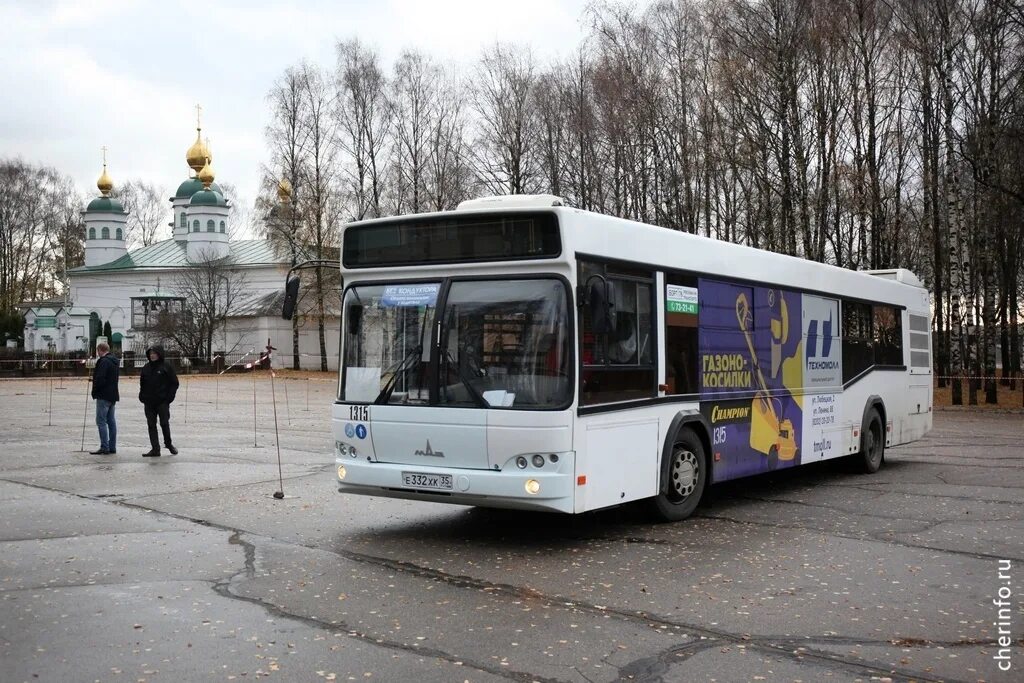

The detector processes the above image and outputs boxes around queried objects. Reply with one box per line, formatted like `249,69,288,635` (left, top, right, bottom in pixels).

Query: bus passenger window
842,300,874,383
579,259,656,405
873,306,903,366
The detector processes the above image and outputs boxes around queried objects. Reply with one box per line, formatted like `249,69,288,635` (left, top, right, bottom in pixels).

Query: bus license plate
401,472,453,490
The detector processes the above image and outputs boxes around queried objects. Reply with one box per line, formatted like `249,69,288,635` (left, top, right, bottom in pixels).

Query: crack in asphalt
730,492,1023,524
698,510,1024,563
212,531,568,683
0,476,986,682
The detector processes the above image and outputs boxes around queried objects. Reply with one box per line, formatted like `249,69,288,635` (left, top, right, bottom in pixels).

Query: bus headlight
337,465,347,480
531,454,545,468
525,479,540,495
516,456,528,469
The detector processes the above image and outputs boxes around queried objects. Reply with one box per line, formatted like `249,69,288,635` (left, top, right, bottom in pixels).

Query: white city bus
328,195,933,520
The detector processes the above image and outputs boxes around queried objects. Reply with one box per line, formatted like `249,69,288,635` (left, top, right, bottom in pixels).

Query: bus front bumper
334,454,576,513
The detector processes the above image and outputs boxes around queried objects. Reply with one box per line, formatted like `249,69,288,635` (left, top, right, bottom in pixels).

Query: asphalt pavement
1,375,1021,682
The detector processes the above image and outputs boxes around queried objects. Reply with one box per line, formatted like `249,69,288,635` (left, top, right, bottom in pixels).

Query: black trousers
144,402,172,451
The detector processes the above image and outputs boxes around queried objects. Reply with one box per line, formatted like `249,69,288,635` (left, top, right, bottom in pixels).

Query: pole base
272,491,298,500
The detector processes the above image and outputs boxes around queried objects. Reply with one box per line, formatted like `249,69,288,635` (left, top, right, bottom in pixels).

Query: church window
101,226,110,239
116,228,123,240
193,220,200,232
88,227,96,240
207,219,215,232
219,221,226,233
180,212,186,228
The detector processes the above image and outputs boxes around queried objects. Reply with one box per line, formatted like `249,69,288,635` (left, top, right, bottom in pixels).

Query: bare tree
389,50,440,214
117,179,168,247
299,63,342,372
263,66,310,368
427,69,474,211
157,252,251,362
0,159,82,311
471,43,542,195
336,40,390,220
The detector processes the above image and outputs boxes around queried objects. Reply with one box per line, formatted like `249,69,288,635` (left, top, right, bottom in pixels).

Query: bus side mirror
282,276,301,320
347,305,362,335
588,278,616,336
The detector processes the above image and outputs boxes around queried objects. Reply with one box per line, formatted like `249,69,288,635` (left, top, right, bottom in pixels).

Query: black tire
859,409,884,473
648,429,707,522
766,445,779,471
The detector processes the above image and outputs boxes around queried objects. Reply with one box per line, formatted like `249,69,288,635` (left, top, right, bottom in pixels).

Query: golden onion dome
96,164,113,196
197,157,215,188
186,132,211,173
277,177,292,203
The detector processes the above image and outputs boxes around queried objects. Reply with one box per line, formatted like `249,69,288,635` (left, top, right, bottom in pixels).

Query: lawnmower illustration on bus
735,291,799,470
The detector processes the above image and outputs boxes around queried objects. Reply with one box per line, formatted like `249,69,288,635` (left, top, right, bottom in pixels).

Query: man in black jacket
139,346,179,457
90,341,119,455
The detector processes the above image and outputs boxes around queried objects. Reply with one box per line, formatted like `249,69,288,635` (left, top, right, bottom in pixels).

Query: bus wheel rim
671,448,698,501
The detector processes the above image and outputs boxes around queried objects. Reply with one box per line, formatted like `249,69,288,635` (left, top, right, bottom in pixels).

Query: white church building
22,122,339,369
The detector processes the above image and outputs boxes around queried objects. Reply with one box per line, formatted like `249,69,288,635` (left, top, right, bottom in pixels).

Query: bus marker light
525,479,540,495
577,475,586,486
337,465,347,480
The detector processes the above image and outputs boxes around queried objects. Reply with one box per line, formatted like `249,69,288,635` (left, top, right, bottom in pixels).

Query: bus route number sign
666,285,699,315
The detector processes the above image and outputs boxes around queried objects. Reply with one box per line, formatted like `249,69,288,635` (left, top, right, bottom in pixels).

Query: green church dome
189,188,228,207
175,178,224,198
86,196,126,213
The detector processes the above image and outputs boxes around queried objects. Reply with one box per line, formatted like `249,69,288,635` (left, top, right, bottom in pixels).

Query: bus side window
579,259,656,405
873,305,903,366
665,274,699,395
842,300,874,383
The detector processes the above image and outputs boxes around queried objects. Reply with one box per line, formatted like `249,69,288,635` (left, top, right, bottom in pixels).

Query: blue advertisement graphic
699,279,804,480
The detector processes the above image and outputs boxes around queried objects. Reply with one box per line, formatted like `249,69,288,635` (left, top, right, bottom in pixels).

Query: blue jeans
96,399,117,452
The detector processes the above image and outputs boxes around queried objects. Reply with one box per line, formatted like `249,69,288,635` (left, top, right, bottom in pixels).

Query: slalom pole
283,378,291,426
270,369,285,499
47,351,54,426
252,360,258,448
183,372,189,424
79,377,91,451
305,377,310,411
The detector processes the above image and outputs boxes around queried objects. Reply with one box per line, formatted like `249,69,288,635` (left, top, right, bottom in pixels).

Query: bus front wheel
859,409,885,474
648,430,707,522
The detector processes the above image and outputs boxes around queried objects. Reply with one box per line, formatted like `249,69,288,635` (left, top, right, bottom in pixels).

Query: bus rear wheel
648,430,707,522
859,409,885,474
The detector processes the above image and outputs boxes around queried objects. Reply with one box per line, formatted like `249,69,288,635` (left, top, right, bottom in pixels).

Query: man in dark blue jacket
139,346,179,457
90,341,119,455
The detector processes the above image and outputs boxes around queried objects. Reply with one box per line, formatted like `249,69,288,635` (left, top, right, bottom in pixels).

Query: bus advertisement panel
698,279,843,481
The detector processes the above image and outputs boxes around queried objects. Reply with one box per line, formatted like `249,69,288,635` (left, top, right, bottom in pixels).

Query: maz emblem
414,440,445,457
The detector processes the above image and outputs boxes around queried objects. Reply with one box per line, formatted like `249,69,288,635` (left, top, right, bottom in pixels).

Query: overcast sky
0,0,591,228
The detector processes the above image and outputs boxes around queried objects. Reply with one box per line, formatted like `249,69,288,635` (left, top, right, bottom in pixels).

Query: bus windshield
342,278,572,409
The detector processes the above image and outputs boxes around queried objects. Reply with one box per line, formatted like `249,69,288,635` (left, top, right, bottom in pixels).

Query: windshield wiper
374,345,423,404
443,347,488,408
